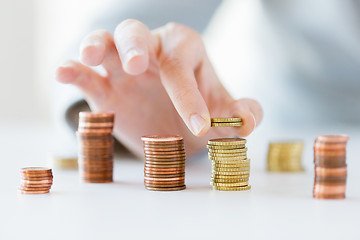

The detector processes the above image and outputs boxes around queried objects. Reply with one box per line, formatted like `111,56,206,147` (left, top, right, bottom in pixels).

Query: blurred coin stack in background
313,135,349,199
76,112,115,183
267,141,304,172
51,156,78,170
208,138,251,191
141,135,186,191
19,167,53,194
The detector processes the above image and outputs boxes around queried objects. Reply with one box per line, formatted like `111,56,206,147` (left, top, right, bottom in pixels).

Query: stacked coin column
141,135,186,191
313,135,349,199
208,138,251,191
267,142,304,172
77,112,115,183
19,167,53,194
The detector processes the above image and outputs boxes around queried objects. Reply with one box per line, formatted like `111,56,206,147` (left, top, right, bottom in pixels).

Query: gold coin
212,170,250,175
207,144,246,150
213,167,250,172
208,138,246,146
212,163,250,168
211,181,249,187
211,118,242,123
209,156,250,163
212,185,251,191
212,174,250,179
209,153,247,158
211,122,242,127
208,148,247,154
211,178,249,183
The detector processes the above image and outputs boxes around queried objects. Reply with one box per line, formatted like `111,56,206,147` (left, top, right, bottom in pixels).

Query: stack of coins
267,141,304,172
52,156,78,170
208,138,251,191
19,167,53,194
211,118,242,127
141,135,186,191
77,112,115,183
313,135,349,199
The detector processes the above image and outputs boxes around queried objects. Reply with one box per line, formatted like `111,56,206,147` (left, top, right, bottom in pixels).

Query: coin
211,118,242,123
212,167,250,172
145,185,186,191
212,174,250,179
212,185,251,191
207,144,246,150
211,122,242,127
211,182,249,187
211,178,249,183
208,148,247,154
208,153,247,158
208,138,246,146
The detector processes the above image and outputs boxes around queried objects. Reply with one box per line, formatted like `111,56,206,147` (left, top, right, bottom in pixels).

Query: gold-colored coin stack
18,167,53,194
208,138,251,191
267,141,304,172
52,156,78,170
141,135,186,191
211,118,242,127
76,112,115,183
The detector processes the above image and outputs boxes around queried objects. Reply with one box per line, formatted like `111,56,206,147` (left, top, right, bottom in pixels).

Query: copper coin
143,143,184,148
144,173,185,177
144,169,185,173
145,185,186,191
145,164,185,169
144,183,185,188
144,152,185,157
21,179,53,184
144,161,185,166
141,135,183,142
144,157,186,162
82,178,113,183
18,190,50,194
313,183,346,195
20,167,52,173
315,176,347,184
19,186,51,191
313,193,345,199
144,176,184,181
315,135,349,143
143,147,184,152
315,166,347,176
144,180,185,185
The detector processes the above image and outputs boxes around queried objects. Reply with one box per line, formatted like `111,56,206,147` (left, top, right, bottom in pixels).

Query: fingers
158,23,211,136
230,98,263,137
114,19,155,75
80,30,123,77
55,60,110,102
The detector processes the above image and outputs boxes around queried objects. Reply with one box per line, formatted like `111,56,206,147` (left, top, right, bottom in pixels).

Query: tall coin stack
313,135,349,199
141,135,186,191
267,141,304,172
19,167,53,194
208,138,251,191
77,112,115,183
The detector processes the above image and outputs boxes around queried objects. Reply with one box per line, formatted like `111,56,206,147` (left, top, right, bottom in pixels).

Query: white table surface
0,122,359,240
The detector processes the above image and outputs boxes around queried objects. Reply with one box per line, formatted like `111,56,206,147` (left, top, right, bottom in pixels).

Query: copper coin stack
141,135,186,191
267,141,304,172
77,112,115,183
313,135,349,199
19,167,53,194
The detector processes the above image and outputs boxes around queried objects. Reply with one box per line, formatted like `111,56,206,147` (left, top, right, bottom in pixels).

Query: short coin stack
313,135,349,199
211,118,242,127
141,135,186,191
208,138,251,191
77,112,115,183
267,141,304,172
19,167,53,194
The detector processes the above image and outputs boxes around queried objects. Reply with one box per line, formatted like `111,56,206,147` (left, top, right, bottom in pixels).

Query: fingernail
250,112,256,132
190,114,206,136
125,48,144,64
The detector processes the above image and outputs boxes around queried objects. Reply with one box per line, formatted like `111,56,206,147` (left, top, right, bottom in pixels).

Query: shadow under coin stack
267,141,304,172
141,135,186,191
208,138,251,191
19,167,53,194
77,112,115,183
313,135,349,199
